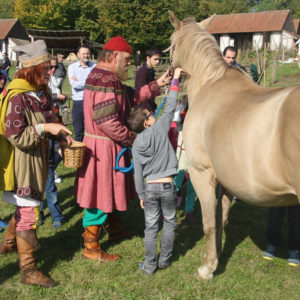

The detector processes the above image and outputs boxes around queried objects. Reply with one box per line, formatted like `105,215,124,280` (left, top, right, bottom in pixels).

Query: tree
14,0,78,29
14,0,103,41
251,0,300,17
98,0,175,52
0,0,15,19
74,0,103,42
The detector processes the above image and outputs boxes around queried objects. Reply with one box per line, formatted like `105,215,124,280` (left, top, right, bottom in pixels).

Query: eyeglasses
50,65,58,70
146,111,153,120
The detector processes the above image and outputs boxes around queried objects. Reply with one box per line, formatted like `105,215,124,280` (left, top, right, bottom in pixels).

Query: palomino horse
168,11,300,280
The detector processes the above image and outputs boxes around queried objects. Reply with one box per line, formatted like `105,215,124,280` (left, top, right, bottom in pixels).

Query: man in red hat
74,36,172,261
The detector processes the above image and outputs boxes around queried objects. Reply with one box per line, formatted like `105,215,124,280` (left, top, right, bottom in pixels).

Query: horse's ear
169,10,181,30
198,14,216,30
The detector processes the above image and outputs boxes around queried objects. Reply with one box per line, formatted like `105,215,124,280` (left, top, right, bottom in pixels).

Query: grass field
0,63,300,300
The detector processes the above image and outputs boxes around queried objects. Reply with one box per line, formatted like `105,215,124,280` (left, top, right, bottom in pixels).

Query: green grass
1,180,300,299
1,64,300,299
265,62,300,87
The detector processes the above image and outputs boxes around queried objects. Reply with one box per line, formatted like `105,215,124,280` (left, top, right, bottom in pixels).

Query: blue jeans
72,100,84,142
267,205,300,251
40,140,64,223
143,182,177,272
1,69,11,82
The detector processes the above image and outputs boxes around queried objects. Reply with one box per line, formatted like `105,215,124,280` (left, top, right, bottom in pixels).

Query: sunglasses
50,65,58,70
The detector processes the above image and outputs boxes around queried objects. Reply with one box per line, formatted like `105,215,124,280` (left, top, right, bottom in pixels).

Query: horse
168,11,300,280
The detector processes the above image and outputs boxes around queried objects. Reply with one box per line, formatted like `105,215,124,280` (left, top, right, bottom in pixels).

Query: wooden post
271,51,277,84
263,36,266,87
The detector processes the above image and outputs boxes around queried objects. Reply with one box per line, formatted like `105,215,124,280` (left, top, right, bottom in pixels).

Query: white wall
220,35,230,52
270,32,282,50
8,38,19,61
252,33,263,50
0,41,7,59
282,31,294,50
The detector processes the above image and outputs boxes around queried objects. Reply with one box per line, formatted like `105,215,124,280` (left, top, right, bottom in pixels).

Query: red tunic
74,68,160,212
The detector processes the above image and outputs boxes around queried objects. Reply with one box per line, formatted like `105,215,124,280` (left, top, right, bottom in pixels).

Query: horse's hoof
197,265,213,281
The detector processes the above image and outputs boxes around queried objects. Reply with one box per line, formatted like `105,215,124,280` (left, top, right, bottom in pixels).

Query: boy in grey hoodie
127,68,184,275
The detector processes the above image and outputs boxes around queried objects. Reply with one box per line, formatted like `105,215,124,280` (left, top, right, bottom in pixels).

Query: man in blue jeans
263,205,300,266
1,53,11,82
39,139,64,228
68,45,95,141
127,67,183,275
39,58,66,228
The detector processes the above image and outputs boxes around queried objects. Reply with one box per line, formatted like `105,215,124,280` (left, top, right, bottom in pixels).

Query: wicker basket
61,141,86,168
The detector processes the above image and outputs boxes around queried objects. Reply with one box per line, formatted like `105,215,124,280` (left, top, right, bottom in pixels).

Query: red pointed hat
103,36,132,54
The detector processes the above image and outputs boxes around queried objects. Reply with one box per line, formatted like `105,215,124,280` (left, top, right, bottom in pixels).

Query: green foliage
14,0,78,29
251,0,300,17
10,0,300,50
73,0,103,42
0,0,15,19
98,0,174,53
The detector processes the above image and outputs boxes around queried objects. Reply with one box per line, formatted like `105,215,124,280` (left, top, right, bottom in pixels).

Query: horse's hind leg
216,185,232,257
189,167,218,280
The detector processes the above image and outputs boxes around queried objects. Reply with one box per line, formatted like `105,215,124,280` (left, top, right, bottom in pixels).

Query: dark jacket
135,64,156,111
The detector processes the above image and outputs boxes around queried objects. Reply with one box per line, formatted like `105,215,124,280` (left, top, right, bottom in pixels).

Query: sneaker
54,172,62,184
263,244,277,261
185,212,197,223
158,262,170,269
287,250,299,267
53,220,64,229
138,262,156,275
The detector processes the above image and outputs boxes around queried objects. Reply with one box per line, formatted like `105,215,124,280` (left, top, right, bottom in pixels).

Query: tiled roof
0,19,18,39
293,19,300,34
205,10,292,34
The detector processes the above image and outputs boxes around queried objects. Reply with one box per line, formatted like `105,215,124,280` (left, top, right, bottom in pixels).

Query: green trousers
82,208,122,228
83,208,107,228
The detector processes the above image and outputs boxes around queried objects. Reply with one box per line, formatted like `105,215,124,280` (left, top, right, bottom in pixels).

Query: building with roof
293,19,300,35
26,29,103,59
203,10,297,52
0,19,30,61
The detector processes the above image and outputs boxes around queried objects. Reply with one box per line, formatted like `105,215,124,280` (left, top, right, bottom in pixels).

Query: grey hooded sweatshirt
132,85,179,200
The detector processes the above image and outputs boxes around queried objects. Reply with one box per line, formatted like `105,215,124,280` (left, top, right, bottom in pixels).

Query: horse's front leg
189,167,218,280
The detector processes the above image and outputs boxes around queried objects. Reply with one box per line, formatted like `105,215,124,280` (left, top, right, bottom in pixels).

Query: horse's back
184,74,300,206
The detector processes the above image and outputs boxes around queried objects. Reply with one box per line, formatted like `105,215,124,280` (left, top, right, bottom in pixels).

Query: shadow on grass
40,184,80,224
216,201,270,276
37,218,83,276
59,169,77,180
172,200,204,262
0,261,19,284
0,217,83,285
0,183,84,285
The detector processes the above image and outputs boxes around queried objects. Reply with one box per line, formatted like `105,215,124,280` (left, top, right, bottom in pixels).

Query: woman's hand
63,135,74,146
44,123,72,137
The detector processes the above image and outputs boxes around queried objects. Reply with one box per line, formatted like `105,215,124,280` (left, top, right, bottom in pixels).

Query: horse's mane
172,19,229,100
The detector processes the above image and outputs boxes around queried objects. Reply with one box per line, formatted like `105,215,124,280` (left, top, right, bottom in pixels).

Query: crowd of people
0,38,299,287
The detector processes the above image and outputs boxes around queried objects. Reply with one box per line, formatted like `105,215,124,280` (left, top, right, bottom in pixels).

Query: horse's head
166,11,216,68
166,11,227,103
